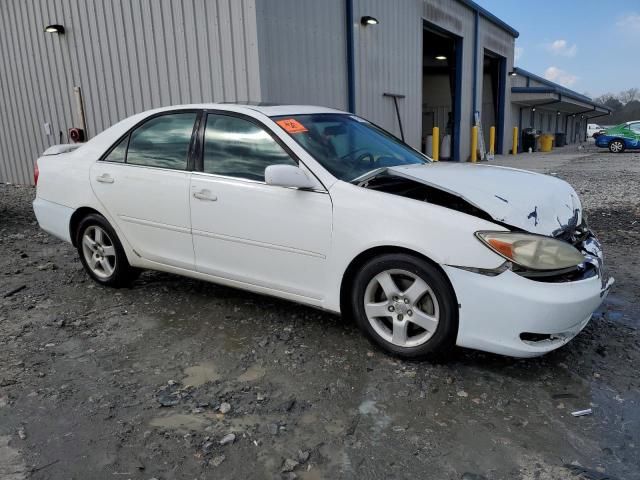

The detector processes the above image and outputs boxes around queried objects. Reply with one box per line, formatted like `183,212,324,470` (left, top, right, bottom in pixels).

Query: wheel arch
69,206,105,247
609,137,626,147
339,246,459,318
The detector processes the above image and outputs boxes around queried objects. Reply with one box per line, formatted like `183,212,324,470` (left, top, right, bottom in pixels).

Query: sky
475,0,640,98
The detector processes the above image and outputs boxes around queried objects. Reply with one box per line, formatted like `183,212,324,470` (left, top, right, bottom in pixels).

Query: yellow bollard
432,127,439,161
512,127,518,155
489,126,495,155
471,126,478,162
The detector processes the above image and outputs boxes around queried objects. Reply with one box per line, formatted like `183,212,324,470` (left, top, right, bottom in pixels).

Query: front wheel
76,214,139,287
609,139,625,153
349,253,458,359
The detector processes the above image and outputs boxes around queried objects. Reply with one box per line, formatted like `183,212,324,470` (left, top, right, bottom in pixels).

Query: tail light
34,161,39,186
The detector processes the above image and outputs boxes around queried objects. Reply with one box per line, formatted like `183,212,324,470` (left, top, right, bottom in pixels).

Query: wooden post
512,127,518,155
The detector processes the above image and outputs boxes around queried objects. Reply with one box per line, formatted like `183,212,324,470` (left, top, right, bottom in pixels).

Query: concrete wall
0,0,261,185
422,73,452,138
256,0,347,109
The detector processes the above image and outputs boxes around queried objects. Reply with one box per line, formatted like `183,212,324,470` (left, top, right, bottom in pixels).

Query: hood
387,163,581,236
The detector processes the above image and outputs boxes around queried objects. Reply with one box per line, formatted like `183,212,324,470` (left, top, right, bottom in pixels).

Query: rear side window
126,113,197,170
103,135,128,163
202,114,296,181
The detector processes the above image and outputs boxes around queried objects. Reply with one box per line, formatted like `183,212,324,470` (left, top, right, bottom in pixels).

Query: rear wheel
349,253,458,359
609,139,625,153
76,214,139,287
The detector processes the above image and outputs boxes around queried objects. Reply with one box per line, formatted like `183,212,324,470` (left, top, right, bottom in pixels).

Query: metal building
0,0,604,185
510,68,611,149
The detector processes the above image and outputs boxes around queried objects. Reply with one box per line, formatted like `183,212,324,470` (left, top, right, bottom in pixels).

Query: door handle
96,173,114,184
193,190,217,201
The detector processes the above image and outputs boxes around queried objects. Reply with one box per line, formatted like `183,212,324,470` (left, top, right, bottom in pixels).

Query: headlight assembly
475,231,585,271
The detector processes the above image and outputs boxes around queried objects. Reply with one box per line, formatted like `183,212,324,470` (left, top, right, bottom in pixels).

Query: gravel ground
1,149,639,480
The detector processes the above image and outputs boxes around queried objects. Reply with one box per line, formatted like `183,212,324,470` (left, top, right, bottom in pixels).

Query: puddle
298,470,323,480
237,364,266,382
358,400,379,415
150,412,284,434
323,420,345,435
149,413,214,431
358,399,391,431
183,362,219,387
0,435,27,480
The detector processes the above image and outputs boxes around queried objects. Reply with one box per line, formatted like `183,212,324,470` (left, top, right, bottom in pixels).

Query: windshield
271,113,429,181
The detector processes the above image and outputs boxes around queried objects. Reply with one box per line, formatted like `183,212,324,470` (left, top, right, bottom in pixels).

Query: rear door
90,111,200,270
189,112,332,300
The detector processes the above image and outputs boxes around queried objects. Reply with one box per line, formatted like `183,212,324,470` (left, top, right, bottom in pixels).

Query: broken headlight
475,231,585,271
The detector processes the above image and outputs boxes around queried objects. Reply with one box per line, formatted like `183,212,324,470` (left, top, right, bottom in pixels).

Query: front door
90,111,199,270
190,113,332,301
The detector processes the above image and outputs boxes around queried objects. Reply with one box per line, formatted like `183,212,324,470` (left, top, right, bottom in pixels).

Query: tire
75,213,139,287
609,139,625,153
349,253,458,359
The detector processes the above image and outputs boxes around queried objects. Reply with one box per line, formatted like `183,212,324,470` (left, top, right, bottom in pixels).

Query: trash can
539,134,554,152
555,132,566,147
522,128,540,152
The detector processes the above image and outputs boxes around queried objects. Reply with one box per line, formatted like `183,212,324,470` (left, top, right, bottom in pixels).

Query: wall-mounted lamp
360,16,379,26
508,71,517,77
532,107,536,112
435,55,447,61
44,24,65,34
557,111,561,115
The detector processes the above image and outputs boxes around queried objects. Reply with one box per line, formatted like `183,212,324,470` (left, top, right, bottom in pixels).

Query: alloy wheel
610,141,623,153
363,269,440,348
81,225,117,279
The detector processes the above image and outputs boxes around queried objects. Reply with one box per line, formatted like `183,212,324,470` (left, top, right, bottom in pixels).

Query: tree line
593,88,640,125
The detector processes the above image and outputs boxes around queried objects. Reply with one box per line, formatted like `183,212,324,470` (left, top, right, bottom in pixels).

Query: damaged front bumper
445,231,614,358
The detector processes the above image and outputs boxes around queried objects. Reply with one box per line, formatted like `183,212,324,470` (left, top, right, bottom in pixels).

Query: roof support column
345,0,356,113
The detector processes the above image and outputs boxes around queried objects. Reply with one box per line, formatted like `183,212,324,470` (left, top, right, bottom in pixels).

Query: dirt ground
1,148,639,480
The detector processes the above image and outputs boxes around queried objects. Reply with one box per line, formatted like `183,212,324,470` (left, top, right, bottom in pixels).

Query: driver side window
203,114,296,182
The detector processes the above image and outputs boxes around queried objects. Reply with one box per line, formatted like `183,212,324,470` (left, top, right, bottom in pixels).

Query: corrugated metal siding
353,0,423,149
0,0,261,185
255,0,347,110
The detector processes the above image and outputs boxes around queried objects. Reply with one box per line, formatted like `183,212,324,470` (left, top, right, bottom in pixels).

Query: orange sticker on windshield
276,118,308,134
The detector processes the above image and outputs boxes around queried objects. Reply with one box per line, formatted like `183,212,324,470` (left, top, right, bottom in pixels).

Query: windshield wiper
351,167,388,186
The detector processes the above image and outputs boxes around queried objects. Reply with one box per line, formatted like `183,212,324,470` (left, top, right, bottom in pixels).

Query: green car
595,121,640,153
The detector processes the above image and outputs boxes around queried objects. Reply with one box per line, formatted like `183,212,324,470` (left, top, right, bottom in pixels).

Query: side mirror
265,164,315,189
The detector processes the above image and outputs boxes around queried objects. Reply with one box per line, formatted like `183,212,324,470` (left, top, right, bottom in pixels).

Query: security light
360,16,379,26
435,55,447,61
44,24,65,34
557,111,561,115
509,71,517,76
532,107,536,112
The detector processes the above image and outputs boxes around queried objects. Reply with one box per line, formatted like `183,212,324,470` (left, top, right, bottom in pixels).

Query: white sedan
33,104,613,358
